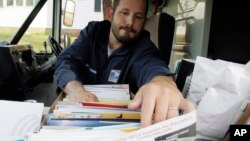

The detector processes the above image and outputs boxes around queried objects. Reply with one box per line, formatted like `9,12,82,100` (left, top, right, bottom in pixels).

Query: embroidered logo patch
108,70,121,83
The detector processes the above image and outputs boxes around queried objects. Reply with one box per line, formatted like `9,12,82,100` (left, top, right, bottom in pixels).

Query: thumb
128,90,143,110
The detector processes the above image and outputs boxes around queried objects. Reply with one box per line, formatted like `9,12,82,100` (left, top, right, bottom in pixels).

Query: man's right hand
63,81,99,103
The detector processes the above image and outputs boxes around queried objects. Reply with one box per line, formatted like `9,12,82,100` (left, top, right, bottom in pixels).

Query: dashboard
7,44,40,76
0,44,41,100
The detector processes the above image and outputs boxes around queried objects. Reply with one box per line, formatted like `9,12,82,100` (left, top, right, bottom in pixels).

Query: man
55,0,194,127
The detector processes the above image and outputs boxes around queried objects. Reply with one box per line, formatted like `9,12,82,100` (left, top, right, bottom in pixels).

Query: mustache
120,26,136,33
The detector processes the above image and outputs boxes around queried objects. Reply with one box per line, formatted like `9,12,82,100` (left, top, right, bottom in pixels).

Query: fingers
140,92,155,127
166,98,195,120
153,94,168,123
179,98,196,112
128,88,156,127
63,81,99,103
84,91,99,102
138,91,195,127
166,94,182,119
128,89,143,110
132,84,181,127
128,90,153,127
166,107,179,119
68,91,99,103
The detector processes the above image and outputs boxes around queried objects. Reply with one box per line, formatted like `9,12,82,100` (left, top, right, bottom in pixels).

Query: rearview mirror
63,0,75,27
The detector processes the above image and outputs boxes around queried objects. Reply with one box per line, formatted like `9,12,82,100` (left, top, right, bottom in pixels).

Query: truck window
0,0,52,54
60,0,103,47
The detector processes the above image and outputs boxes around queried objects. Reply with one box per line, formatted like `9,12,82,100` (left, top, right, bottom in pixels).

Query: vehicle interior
1,0,250,105
0,0,249,140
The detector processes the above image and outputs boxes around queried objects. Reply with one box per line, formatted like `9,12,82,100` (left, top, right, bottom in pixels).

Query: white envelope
0,100,44,139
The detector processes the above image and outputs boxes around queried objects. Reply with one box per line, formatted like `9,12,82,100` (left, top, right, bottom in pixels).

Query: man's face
111,0,146,43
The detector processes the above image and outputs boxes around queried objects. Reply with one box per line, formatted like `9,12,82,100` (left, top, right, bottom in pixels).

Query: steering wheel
47,36,63,57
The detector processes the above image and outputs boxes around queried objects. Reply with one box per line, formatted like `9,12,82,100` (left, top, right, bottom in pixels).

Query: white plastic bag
188,57,244,104
187,56,250,140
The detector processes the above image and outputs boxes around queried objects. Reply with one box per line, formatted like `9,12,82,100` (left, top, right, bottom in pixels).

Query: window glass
16,0,23,6
0,0,3,7
94,0,101,12
7,0,14,6
34,0,39,6
0,0,33,42
19,0,53,53
61,0,103,48
26,0,33,6
0,0,52,53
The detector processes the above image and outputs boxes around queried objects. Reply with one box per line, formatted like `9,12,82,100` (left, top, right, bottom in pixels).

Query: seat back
144,12,175,65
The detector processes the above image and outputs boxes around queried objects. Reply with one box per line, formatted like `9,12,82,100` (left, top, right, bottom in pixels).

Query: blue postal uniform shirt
55,20,172,93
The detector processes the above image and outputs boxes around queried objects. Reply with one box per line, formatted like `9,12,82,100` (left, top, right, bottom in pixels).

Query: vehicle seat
144,12,175,65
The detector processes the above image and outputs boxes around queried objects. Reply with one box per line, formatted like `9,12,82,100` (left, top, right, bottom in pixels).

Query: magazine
27,84,196,141
27,111,196,141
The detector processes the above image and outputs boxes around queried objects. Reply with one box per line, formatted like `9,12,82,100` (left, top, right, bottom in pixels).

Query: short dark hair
112,0,149,17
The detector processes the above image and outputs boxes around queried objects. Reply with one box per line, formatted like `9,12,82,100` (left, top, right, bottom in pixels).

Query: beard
111,24,139,44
